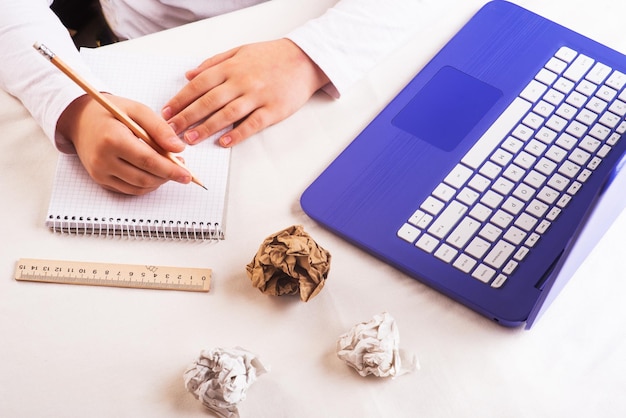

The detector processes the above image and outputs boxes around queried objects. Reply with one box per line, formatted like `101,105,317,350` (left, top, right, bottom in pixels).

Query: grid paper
45,49,231,239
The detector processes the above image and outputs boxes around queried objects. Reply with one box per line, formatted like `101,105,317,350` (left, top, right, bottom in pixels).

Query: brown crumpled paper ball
246,225,331,302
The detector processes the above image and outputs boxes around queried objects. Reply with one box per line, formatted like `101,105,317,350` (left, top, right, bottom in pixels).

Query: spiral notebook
45,48,231,240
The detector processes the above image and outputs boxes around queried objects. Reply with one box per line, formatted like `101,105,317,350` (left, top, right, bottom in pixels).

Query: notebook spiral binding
47,215,223,240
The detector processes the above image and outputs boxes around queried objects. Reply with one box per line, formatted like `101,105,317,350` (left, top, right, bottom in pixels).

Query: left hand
161,38,330,147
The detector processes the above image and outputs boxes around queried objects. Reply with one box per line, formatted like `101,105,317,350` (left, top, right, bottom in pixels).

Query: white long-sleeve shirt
0,0,423,152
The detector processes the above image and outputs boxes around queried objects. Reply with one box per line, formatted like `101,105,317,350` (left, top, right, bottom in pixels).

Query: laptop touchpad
392,66,502,152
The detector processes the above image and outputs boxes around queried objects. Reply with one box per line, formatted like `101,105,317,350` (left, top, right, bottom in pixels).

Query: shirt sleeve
285,0,425,98
0,0,108,152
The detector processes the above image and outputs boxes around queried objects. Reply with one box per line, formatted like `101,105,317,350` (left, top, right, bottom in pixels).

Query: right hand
57,94,191,195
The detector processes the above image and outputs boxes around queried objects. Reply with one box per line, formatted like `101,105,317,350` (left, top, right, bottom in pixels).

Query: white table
1,1,625,417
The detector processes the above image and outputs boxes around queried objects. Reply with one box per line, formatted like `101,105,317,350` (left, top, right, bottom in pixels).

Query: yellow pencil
33,42,206,190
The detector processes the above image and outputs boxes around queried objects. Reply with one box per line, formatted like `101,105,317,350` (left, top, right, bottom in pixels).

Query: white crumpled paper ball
337,312,418,378
184,347,268,418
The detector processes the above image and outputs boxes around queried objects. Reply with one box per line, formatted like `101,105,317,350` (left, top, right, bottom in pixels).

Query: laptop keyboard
397,46,624,289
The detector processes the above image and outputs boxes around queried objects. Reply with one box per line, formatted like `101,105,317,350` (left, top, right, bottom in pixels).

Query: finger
170,84,242,143
183,94,259,144
218,106,275,147
162,67,229,124
125,100,186,153
185,48,239,80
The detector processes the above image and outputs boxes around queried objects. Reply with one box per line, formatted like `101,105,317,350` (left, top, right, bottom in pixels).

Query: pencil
33,42,207,190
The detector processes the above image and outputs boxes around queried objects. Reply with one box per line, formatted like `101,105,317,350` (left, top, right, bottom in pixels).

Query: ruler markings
14,258,210,292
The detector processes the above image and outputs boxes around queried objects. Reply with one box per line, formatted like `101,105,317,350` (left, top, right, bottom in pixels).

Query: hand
57,94,191,195
161,38,330,147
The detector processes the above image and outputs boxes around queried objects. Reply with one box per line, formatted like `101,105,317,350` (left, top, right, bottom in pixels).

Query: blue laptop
301,0,626,328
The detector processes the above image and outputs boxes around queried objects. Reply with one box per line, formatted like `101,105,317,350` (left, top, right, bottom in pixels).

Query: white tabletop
1,1,625,417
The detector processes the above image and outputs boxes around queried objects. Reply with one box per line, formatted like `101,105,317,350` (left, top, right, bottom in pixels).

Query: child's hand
57,94,191,195
162,38,330,147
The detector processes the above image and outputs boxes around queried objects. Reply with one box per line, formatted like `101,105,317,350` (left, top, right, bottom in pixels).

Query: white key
398,223,420,243
444,164,473,188
545,57,568,74
447,217,481,249
515,212,538,232
480,190,504,209
545,145,568,163
432,183,456,202
503,164,525,182
434,244,458,263
544,88,566,106
608,132,622,145
462,98,532,169
526,199,549,218
555,133,577,150
586,96,608,114
466,236,491,259
567,181,582,195
523,170,547,188
415,233,439,253
537,186,559,204
514,151,536,169
484,240,515,269
514,246,530,261
479,161,502,179
585,62,612,84
596,85,617,102
548,173,570,191
453,253,477,274
421,196,445,215
408,209,427,227
513,183,536,202
492,177,514,195
536,220,551,234
575,108,598,126
502,196,524,215
520,80,548,103
555,47,577,63
588,123,610,140
522,112,544,130
599,111,620,128
525,232,540,247
512,124,533,141
556,102,577,120
468,174,491,193
597,144,612,158
535,127,557,144
606,70,626,90
479,223,502,243
535,68,558,85
559,160,581,178
502,260,519,275
569,148,591,165
553,77,575,94
491,274,508,288
565,120,587,138
563,54,594,82
427,200,467,239
503,226,527,245
535,157,558,176
579,136,601,153
491,209,514,229
588,156,602,171
472,264,496,283
557,194,572,208
546,207,562,221
533,100,555,118
501,136,524,154
525,139,547,157
609,100,626,117
456,187,480,206
565,91,587,109
575,79,597,97
469,203,492,222
545,114,567,132
490,149,513,166
577,168,592,183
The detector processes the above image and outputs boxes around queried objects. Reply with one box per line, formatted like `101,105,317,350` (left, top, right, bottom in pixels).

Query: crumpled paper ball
246,225,331,302
337,312,418,378
183,347,268,418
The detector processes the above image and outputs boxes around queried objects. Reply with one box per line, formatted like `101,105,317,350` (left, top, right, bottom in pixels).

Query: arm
0,0,190,195
162,0,423,147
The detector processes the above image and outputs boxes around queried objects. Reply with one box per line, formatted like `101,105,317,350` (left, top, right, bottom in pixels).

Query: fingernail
220,135,232,146
185,130,199,144
176,175,191,184
168,122,177,133
162,106,172,119
169,136,185,147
